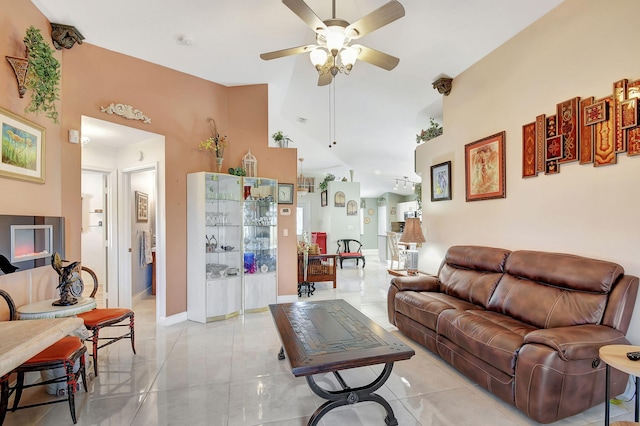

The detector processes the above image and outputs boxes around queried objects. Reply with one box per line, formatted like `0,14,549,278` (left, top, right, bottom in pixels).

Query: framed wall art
430,161,451,201
321,190,327,207
334,191,345,207
0,106,45,183
464,131,506,202
621,98,639,129
135,191,148,222
347,200,358,215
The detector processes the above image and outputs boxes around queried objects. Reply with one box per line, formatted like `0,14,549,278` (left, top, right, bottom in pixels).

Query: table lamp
399,217,426,275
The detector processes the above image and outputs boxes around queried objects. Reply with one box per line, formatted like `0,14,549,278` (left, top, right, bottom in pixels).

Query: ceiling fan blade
318,73,333,86
346,1,405,39
354,44,400,70
282,0,327,33
260,45,316,60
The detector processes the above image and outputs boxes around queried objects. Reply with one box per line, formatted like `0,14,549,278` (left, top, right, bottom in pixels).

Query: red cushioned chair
77,266,136,377
0,289,87,425
336,239,366,269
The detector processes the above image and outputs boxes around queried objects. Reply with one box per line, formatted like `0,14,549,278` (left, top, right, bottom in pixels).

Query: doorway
81,116,166,321
81,169,109,307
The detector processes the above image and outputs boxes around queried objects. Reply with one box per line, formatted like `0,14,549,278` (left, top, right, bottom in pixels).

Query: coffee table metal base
278,347,398,426
306,362,398,426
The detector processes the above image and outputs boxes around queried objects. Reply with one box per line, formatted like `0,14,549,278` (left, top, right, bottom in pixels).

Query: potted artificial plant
272,130,293,148
416,118,443,143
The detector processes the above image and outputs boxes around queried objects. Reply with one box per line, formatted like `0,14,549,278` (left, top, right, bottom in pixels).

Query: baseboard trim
159,311,188,326
278,294,298,304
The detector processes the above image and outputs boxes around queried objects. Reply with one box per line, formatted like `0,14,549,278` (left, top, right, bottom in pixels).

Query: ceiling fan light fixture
260,0,405,85
310,48,328,67
339,46,359,69
325,26,346,52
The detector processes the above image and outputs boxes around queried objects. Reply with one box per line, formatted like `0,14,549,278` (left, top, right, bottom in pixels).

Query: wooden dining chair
336,239,366,269
387,232,403,269
77,266,136,377
0,289,87,425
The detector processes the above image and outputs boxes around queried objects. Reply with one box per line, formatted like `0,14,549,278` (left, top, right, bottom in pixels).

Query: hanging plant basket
5,56,29,98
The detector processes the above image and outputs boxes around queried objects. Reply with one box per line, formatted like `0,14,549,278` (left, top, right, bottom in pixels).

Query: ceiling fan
260,0,405,86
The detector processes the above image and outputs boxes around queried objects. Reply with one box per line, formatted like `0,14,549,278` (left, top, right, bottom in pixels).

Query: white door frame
82,166,119,308
118,162,165,320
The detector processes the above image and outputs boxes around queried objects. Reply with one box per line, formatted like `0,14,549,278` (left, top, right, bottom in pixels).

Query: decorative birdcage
242,150,257,177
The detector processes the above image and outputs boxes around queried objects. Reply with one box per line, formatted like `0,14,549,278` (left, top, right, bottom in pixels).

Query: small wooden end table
270,299,415,425
298,254,337,297
600,345,640,426
387,269,430,277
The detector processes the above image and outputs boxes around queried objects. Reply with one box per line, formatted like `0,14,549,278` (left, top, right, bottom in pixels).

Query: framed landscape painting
430,161,451,201
0,107,45,183
464,131,506,202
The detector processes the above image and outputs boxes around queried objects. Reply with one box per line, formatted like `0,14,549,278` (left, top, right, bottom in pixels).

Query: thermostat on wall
280,207,291,215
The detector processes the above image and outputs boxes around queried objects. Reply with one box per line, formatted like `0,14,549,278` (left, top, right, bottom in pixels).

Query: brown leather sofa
387,245,639,424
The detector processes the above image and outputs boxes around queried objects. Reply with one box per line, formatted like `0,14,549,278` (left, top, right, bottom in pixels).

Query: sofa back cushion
487,250,624,328
438,246,511,308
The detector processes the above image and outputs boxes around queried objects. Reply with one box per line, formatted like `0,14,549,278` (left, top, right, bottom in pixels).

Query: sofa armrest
523,324,628,361
390,275,440,292
387,275,440,325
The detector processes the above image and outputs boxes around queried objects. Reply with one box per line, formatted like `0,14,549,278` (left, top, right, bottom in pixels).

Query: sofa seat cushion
395,291,482,331
438,309,537,374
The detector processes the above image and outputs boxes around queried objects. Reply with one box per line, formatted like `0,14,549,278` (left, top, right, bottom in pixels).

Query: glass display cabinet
241,177,278,312
187,172,242,323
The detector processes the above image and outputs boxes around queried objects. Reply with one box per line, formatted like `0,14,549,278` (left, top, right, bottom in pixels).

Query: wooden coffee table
269,299,415,425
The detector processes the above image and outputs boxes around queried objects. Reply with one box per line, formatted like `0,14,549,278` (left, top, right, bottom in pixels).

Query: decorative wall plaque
100,103,151,124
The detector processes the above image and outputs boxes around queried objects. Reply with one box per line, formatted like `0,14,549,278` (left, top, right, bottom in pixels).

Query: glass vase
215,157,223,173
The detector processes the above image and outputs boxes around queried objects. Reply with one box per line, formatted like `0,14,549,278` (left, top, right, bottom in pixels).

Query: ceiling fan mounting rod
332,0,336,19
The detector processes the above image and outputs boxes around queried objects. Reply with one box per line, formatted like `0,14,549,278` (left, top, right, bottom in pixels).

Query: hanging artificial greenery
318,173,335,191
23,26,61,123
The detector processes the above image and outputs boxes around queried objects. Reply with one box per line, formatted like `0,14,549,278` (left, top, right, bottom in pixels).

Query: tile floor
3,256,638,425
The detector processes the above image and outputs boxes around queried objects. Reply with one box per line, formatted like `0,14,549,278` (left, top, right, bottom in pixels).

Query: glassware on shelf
244,252,256,274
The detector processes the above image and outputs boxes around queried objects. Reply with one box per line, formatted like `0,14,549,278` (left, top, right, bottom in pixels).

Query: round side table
17,297,96,320
600,345,640,426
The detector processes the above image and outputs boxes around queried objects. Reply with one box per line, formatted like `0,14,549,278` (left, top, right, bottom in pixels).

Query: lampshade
310,48,328,67
325,27,346,53
400,218,426,244
339,46,359,69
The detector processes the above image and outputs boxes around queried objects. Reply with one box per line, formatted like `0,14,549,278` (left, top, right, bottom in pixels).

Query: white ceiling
33,0,564,197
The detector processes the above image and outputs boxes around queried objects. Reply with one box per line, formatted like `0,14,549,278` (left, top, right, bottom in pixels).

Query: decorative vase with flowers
198,117,228,172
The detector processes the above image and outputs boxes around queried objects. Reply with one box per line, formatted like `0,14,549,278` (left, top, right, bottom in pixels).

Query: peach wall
228,86,298,297
1,0,297,316
416,0,640,342
0,1,62,215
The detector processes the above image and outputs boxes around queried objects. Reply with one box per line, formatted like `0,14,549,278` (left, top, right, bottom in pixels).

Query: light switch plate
68,129,80,144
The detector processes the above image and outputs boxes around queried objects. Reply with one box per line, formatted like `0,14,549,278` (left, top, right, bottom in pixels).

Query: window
296,206,303,236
